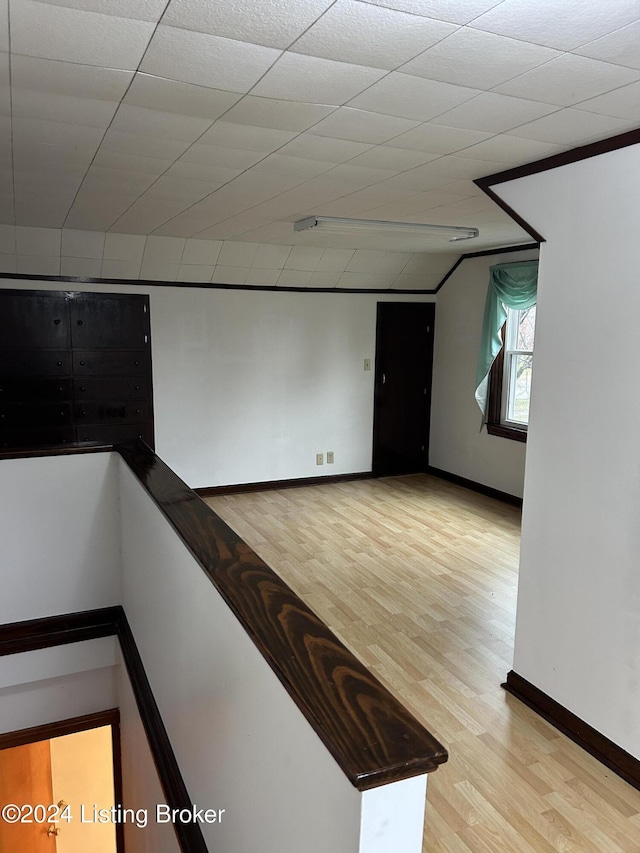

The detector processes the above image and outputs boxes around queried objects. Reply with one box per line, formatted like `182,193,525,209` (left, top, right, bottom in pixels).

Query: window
486,304,536,442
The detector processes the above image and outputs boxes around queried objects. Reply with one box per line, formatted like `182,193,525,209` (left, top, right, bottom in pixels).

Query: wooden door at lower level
0,741,57,852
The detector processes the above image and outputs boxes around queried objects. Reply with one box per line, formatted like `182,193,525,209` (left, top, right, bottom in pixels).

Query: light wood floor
205,474,640,852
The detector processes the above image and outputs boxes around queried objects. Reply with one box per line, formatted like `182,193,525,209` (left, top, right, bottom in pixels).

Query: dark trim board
427,465,523,508
503,671,640,793
119,441,448,790
196,471,372,497
433,242,539,293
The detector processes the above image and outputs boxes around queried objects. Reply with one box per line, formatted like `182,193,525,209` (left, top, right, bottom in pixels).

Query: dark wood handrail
117,440,448,790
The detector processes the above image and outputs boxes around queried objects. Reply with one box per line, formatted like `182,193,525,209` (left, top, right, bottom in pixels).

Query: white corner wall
0,278,434,489
496,143,640,757
430,249,537,498
0,451,122,623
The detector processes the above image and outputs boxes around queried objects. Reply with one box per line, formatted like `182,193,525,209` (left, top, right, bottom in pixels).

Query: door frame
0,709,124,853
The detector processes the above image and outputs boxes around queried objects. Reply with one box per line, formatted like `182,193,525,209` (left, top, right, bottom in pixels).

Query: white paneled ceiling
1,0,640,265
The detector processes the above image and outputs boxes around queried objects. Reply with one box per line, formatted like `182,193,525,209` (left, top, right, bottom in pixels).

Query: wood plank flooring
204,474,640,852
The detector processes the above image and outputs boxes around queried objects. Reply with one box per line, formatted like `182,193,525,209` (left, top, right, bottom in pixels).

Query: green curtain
475,260,538,413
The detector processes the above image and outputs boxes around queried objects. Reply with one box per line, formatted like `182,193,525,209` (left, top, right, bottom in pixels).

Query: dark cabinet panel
1,292,71,349
74,377,150,401
75,401,149,424
0,402,73,428
0,378,73,401
0,351,71,377
73,350,149,376
70,294,148,348
0,427,76,449
77,423,153,446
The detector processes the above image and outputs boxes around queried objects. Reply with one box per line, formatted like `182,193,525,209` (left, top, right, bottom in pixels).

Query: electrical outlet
364,358,371,371
316,453,323,465
326,451,334,464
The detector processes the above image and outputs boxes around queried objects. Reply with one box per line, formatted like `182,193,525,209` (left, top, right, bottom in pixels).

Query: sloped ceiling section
1,0,639,288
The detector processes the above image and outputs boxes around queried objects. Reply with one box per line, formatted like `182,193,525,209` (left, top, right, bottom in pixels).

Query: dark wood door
372,302,435,476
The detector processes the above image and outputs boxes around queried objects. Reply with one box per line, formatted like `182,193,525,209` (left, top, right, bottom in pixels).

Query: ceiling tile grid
0,0,639,287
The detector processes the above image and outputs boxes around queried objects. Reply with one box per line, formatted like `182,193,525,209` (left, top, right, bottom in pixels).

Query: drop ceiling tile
12,117,105,147
293,0,457,70
140,258,180,281
11,55,133,101
16,254,61,275
577,80,640,120
574,20,640,70
182,238,222,265
81,167,158,196
0,223,15,253
401,28,561,89
251,243,292,269
251,154,333,182
142,235,185,264
359,0,504,26
141,26,281,92
245,267,281,286
163,0,335,49
460,135,566,163
0,84,9,118
15,225,61,255
176,264,215,283
337,271,374,288
60,256,102,277
111,199,192,234
277,269,313,286
434,92,559,132
12,89,119,127
347,249,412,274
198,121,296,152
92,149,172,176
252,52,387,105
307,270,340,287
180,144,265,170
61,228,104,259
348,73,481,121
36,0,167,21
284,246,324,271
321,163,396,190
495,54,640,107
0,254,17,272
124,74,242,120
470,0,640,51
64,195,139,231
218,241,259,267
365,123,494,156
310,248,354,271
0,0,7,51
101,258,142,278
212,265,249,284
222,97,336,132
348,146,440,170
276,134,373,163
11,0,155,69
101,129,192,160
507,108,634,144
164,160,242,183
308,108,419,144
103,231,146,261
144,175,220,202
392,273,442,290
110,104,214,142
402,252,456,274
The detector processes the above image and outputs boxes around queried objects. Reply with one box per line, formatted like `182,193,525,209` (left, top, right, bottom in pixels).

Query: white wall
118,459,428,853
430,249,537,498
0,452,122,623
0,639,118,733
0,278,434,488
497,144,640,757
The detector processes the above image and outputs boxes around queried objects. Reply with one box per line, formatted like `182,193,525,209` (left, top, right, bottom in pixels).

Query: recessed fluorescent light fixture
293,216,479,242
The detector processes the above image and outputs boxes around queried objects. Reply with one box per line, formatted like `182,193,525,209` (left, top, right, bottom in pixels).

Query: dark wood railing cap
117,441,447,790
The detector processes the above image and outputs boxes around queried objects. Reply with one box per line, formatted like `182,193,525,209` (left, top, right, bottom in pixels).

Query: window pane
508,353,533,424
516,306,536,351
